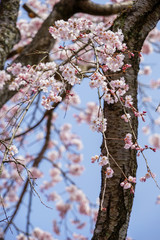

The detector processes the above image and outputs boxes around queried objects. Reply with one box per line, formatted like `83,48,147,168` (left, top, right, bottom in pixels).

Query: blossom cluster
140,171,156,182
74,102,100,125
90,116,107,133
91,155,114,178
0,60,84,110
50,18,130,117
124,133,134,149
89,73,129,105
8,145,18,156
4,62,63,110
7,62,56,90
0,121,87,229
49,18,126,71
149,133,160,149
66,185,91,216
61,90,81,111
120,176,136,192
59,123,83,150
27,0,58,18
105,167,114,178
121,113,131,122
60,63,81,85
0,17,130,116
17,227,57,240
0,70,11,89
49,18,93,41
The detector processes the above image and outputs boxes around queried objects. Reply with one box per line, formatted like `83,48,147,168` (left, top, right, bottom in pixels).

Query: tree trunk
92,1,160,239
0,0,20,69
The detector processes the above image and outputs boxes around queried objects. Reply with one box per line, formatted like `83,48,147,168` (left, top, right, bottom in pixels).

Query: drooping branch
92,0,160,239
4,111,53,233
0,0,75,108
0,0,20,69
0,0,133,109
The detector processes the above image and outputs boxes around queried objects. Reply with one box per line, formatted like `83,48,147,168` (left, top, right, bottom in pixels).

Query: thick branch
0,0,20,69
78,0,133,16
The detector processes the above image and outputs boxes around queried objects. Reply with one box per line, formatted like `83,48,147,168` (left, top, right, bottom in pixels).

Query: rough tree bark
92,1,160,239
0,0,20,69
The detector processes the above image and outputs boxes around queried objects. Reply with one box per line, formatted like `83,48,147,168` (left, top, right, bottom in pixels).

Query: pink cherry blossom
9,145,18,156
53,220,60,235
149,133,160,148
142,41,153,54
0,70,11,89
124,133,133,149
142,125,150,135
125,95,133,108
68,164,85,176
68,153,83,163
6,189,19,203
156,195,160,204
60,63,81,85
99,156,109,166
121,113,131,122
90,116,107,132
56,201,71,218
32,227,55,240
49,168,62,183
29,167,43,179
140,176,146,182
120,181,132,190
16,233,27,240
105,167,114,178
123,182,132,189
47,150,59,162
128,176,136,183
47,192,60,202
91,155,99,163
78,201,91,215
72,233,88,240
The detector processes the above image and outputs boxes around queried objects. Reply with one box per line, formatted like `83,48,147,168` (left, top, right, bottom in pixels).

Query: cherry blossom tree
0,0,160,239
